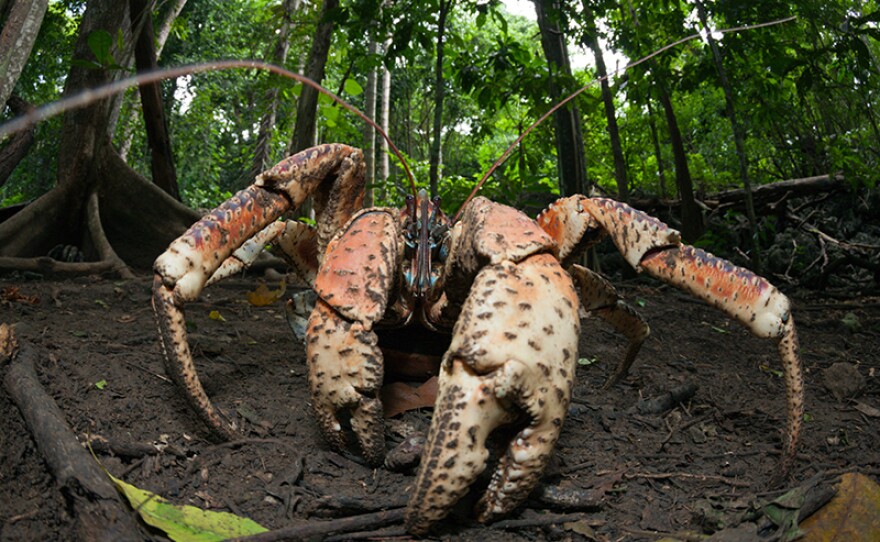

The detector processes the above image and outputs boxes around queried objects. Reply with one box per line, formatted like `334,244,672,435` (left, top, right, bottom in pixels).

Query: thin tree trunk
363,39,378,206
378,44,391,199
0,0,48,109
0,94,34,187
288,0,339,154
581,7,627,201
118,0,186,159
130,0,179,200
623,0,700,241
428,0,452,198
655,82,702,242
534,0,588,197
694,0,759,267
247,0,297,181
645,97,667,197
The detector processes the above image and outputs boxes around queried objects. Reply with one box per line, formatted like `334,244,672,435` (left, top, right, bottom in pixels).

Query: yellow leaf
109,474,268,541
800,473,880,542
246,281,286,307
208,310,225,322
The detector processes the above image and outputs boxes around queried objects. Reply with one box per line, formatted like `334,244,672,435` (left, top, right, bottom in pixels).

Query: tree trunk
581,8,627,201
0,94,34,187
534,0,588,197
622,0,700,241
288,0,338,154
130,0,179,200
118,0,186,159
645,97,667,197
655,82,702,242
0,0,48,109
247,0,297,182
0,0,199,272
378,44,391,198
363,39,378,206
694,0,759,267
428,0,452,198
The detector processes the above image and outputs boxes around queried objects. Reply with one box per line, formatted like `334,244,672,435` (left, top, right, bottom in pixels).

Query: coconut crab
152,143,804,535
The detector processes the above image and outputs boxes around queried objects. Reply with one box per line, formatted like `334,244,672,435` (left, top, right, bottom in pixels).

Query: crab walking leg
204,222,288,286
406,254,580,535
579,197,804,473
637,245,804,473
152,144,366,439
568,264,650,389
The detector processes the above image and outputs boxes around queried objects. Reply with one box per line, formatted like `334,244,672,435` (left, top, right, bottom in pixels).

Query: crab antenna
453,15,797,222
0,59,418,196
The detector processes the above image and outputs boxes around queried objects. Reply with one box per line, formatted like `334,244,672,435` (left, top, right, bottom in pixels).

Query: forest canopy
0,0,877,274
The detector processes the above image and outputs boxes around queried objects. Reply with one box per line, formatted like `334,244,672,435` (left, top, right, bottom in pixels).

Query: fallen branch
82,434,186,459
491,512,598,530
0,256,118,276
625,471,751,488
229,507,406,542
2,329,143,541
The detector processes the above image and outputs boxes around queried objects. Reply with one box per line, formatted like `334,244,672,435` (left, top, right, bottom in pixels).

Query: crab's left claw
406,254,581,535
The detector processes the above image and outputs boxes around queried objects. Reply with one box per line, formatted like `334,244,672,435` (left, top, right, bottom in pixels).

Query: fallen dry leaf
246,281,286,307
853,402,880,418
381,377,439,418
1,286,39,305
799,472,880,541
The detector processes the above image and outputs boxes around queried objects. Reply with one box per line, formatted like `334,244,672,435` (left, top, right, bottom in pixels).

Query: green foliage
2,0,879,224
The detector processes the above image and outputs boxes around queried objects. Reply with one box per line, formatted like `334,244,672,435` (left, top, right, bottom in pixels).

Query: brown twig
491,512,598,530
229,507,407,542
625,471,751,488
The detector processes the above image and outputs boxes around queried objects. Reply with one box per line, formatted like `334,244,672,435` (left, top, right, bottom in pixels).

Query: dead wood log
2,334,143,541
632,173,847,214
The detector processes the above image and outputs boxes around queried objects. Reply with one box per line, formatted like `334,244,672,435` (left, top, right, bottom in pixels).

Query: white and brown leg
578,197,804,475
152,144,365,440
568,264,650,388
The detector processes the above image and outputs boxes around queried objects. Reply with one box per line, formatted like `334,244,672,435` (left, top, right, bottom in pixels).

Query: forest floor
0,271,878,541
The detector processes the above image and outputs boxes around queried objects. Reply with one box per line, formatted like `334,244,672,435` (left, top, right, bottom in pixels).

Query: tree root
1,326,143,541
86,191,135,279
0,256,119,276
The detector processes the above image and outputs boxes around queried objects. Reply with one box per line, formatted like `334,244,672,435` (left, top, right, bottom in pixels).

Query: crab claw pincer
405,254,580,534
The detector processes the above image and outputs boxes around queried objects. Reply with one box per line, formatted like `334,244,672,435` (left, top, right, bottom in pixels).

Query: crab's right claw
306,299,385,466
405,254,581,535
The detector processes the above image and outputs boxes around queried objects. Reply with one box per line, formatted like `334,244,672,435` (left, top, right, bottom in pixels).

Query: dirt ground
0,270,878,541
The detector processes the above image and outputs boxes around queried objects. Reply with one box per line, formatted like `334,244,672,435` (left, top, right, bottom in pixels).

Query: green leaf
87,29,113,66
343,78,363,96
95,379,107,390
109,474,268,541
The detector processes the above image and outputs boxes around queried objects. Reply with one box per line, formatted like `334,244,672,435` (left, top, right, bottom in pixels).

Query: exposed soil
1,270,878,541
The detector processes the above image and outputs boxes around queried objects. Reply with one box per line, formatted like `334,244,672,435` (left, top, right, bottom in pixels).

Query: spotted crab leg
568,264,650,389
543,196,804,475
152,144,365,440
